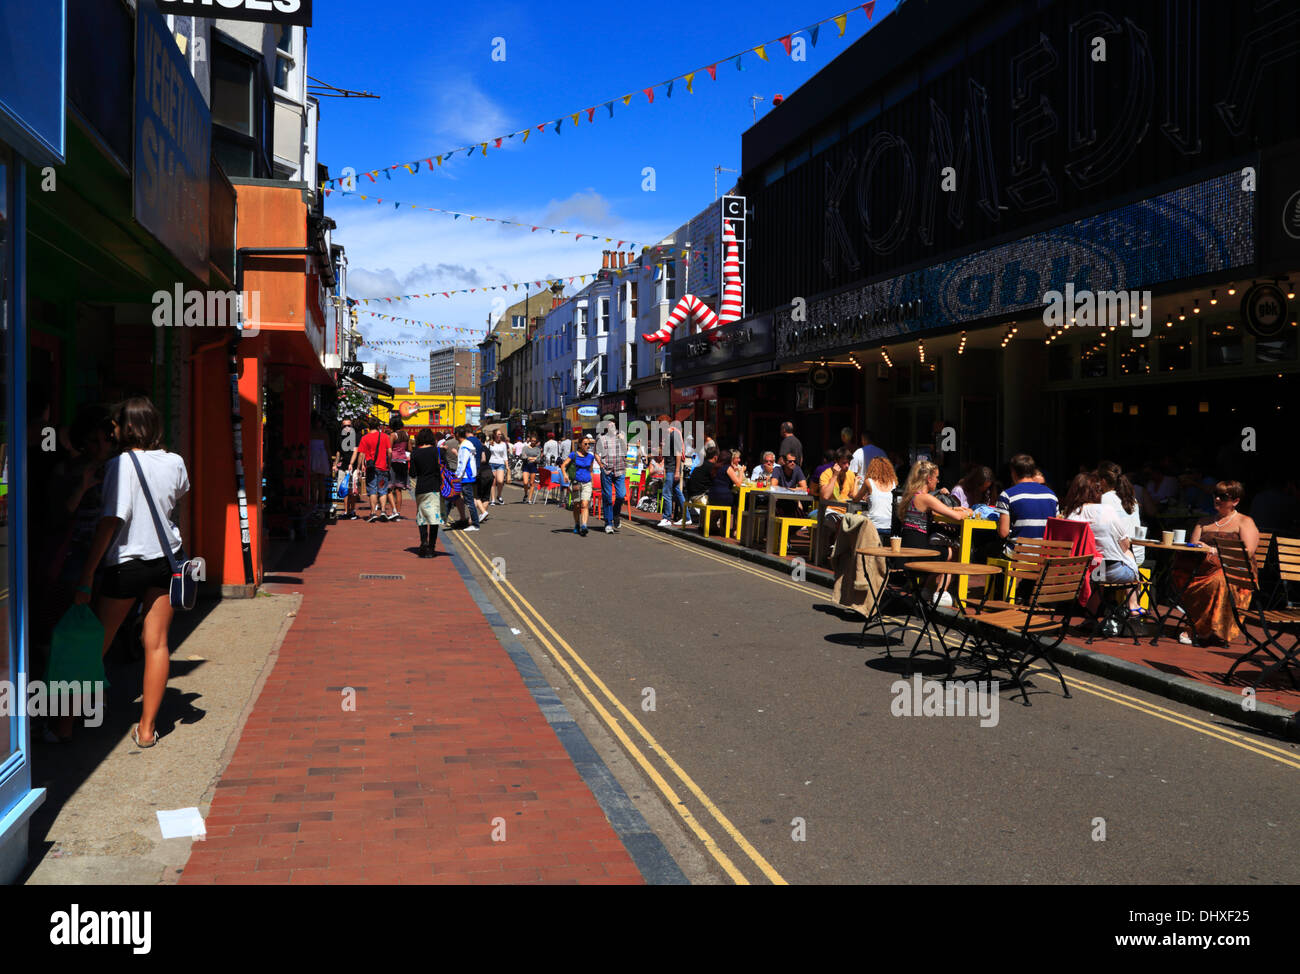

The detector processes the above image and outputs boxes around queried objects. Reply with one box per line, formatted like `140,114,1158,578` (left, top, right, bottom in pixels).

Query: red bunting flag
538,122,547,133
862,1,875,20
780,34,792,55
644,86,655,103
494,137,502,148
586,106,595,122
706,63,717,80
366,172,376,182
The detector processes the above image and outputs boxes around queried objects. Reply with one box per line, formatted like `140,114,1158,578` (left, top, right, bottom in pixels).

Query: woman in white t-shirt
488,431,511,505
75,397,190,748
853,456,899,542
1097,461,1145,568
1062,471,1141,614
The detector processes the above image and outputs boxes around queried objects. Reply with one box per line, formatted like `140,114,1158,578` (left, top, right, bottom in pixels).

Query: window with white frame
511,314,525,329
597,297,609,335
655,261,676,304
575,305,586,338
275,27,294,93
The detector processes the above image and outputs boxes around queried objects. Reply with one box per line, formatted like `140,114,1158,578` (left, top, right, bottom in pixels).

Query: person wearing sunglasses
1175,480,1260,645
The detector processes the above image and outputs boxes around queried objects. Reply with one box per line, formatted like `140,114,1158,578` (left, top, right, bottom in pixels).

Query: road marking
448,532,777,884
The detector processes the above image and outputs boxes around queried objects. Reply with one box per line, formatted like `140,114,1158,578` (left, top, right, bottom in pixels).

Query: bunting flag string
358,309,491,336
323,189,648,247
349,250,692,305
321,2,888,191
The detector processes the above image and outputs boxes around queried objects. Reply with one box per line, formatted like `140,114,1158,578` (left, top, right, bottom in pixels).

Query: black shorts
522,461,538,474
101,556,171,601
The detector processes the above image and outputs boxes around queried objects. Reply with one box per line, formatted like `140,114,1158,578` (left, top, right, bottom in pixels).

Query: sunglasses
1213,493,1231,501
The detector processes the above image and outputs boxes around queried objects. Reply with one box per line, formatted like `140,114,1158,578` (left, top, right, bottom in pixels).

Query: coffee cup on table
1134,525,1147,540
1161,530,1174,545
1173,529,1187,544
890,536,902,553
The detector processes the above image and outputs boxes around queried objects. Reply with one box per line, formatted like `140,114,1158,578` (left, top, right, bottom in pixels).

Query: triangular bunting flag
605,101,614,117
468,146,476,156
366,172,376,182
522,129,530,144
706,64,717,80
480,142,487,153
383,170,391,180
586,106,595,122
666,79,674,98
644,87,654,103
780,35,792,56
538,123,547,133
809,24,820,46
571,112,579,126
436,155,443,166
555,118,562,133
622,94,632,106
685,72,695,93
617,240,624,247
862,1,875,20
494,137,502,148
737,54,745,70
834,13,847,35
755,44,768,61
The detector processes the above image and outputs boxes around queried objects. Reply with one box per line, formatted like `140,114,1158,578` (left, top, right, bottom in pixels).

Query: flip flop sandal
131,725,161,749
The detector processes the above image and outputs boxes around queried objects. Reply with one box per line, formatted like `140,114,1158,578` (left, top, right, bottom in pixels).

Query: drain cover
359,573,405,580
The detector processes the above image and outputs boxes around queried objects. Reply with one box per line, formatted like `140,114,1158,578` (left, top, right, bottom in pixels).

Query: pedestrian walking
353,417,393,522
520,434,541,502
467,426,491,522
439,433,468,525
388,416,410,520
410,428,443,557
488,429,510,505
543,432,559,468
454,425,482,531
336,417,361,520
778,421,804,469
658,416,690,527
74,396,189,748
562,433,600,536
595,416,628,533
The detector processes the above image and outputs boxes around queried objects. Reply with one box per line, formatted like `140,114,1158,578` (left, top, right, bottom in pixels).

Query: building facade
428,345,481,397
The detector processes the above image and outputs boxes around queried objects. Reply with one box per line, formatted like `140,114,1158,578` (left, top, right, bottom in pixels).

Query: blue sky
310,0,899,381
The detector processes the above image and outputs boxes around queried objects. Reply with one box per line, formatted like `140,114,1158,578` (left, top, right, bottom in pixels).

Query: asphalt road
445,490,1300,885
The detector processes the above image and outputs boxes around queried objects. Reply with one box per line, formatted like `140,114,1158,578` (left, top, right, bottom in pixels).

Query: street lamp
549,373,565,437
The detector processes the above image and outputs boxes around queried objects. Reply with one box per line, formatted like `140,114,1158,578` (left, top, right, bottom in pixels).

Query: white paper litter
510,628,521,635
157,807,206,840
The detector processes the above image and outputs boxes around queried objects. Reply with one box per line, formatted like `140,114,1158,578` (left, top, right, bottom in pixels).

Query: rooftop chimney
618,251,626,268
409,376,416,393
601,250,610,269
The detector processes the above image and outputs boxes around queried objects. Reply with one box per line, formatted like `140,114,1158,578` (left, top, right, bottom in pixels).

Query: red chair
626,468,648,520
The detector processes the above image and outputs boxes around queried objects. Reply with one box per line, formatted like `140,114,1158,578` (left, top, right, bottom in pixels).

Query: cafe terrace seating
1217,536,1300,690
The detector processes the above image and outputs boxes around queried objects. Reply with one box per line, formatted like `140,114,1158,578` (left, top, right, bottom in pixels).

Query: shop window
1080,336,1109,378
763,159,784,186
1204,324,1243,366
1255,326,1298,364
1048,343,1074,380
1117,336,1149,377
1156,326,1193,372
918,360,940,395
213,52,254,135
893,364,913,396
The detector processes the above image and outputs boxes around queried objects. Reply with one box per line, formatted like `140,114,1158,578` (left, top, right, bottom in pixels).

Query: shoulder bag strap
127,451,181,573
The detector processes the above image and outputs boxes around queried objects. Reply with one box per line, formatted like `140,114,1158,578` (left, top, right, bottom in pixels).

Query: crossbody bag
127,451,200,611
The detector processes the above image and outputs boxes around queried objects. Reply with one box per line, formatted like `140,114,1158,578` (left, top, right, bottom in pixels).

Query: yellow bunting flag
571,112,579,126
622,94,632,106
481,142,487,153
685,72,695,93
754,44,768,61
522,128,529,144
436,155,442,166
834,13,847,35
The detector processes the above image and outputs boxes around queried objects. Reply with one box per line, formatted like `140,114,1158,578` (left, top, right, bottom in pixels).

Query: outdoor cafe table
751,487,818,555
1136,540,1209,646
902,561,1002,676
855,546,938,650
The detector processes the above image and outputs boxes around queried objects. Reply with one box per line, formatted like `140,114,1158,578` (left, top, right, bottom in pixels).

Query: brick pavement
179,514,646,885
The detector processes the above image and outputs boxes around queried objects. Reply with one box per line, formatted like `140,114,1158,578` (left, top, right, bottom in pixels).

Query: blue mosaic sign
776,171,1254,358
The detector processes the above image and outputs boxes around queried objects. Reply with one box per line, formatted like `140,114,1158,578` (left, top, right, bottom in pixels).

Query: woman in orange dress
1173,480,1258,644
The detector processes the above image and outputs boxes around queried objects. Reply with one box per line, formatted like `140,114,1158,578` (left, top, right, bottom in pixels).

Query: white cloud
433,78,514,147
541,189,613,228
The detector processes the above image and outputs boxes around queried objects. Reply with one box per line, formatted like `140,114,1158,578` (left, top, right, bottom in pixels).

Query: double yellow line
633,519,1300,772
452,529,789,885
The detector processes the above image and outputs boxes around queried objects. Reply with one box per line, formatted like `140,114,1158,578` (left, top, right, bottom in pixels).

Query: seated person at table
684,445,720,507
771,451,810,517
646,455,665,498
750,451,777,482
1097,461,1145,570
811,449,836,485
1174,480,1258,645
952,465,995,510
853,456,897,543
898,460,973,605
1061,472,1141,614
996,453,1059,555
710,449,746,510
819,448,859,534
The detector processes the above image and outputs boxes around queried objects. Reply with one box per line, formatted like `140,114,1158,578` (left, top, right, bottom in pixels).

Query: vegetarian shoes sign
156,0,312,27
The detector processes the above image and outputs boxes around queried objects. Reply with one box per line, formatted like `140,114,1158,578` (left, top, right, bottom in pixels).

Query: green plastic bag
46,605,108,688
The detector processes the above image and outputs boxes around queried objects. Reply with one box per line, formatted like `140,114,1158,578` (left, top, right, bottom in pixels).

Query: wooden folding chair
980,538,1073,609
969,554,1091,705
1275,535,1300,609
1217,536,1300,689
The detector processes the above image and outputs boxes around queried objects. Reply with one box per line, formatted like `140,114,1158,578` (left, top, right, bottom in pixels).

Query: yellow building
370,378,480,431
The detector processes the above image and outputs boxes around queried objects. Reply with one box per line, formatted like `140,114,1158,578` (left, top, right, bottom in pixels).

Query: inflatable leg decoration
642,220,743,345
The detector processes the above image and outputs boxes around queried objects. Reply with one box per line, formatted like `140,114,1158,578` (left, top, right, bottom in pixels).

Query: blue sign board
0,1,67,165
776,171,1255,358
134,0,211,281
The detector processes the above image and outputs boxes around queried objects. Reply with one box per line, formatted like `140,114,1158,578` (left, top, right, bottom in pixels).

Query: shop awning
345,372,395,397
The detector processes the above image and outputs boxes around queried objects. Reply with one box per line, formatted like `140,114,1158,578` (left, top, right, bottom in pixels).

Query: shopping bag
46,605,108,688
336,472,351,499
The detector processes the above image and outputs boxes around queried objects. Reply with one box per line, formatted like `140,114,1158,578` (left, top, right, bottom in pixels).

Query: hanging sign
1241,283,1288,340
156,0,313,27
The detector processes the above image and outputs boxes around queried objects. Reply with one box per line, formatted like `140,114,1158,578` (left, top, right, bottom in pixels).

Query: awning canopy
344,372,395,397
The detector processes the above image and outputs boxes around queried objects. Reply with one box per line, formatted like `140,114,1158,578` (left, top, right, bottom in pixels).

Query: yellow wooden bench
688,499,732,539
775,516,817,557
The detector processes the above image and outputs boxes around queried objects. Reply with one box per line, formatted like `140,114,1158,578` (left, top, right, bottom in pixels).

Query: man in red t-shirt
351,416,394,521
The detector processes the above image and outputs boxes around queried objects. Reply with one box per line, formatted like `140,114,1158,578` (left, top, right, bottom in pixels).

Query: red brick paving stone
180,516,644,886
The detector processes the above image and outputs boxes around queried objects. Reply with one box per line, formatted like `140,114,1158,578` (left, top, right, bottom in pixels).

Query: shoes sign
155,0,312,28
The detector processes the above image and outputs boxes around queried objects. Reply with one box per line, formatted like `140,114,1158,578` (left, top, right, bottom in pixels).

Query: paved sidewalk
179,515,653,884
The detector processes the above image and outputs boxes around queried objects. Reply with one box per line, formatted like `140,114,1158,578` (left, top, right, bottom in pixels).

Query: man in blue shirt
849,430,888,478
996,453,1058,553
466,427,490,522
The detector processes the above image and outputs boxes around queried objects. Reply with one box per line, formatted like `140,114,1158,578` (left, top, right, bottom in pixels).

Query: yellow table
931,514,998,601
734,482,763,541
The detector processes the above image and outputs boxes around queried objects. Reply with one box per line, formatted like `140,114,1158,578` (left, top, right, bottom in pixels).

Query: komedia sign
157,0,312,27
